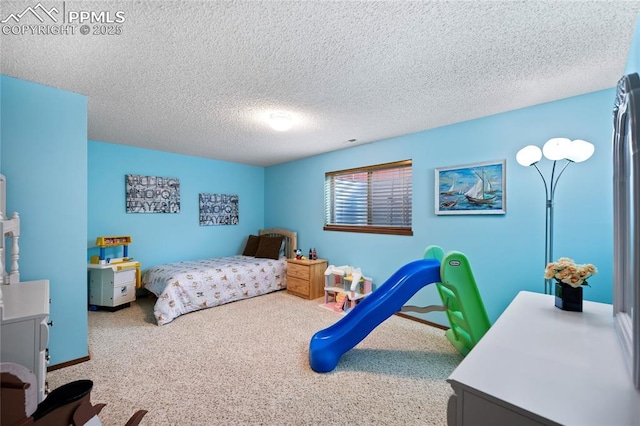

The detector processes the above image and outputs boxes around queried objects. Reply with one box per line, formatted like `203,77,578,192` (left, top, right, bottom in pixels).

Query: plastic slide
434,249,491,356
309,259,441,373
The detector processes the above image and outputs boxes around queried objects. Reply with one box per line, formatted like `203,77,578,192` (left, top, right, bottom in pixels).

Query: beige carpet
47,290,462,425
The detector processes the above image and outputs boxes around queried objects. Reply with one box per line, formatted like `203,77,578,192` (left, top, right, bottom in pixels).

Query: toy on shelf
91,235,133,265
322,265,373,313
334,292,348,312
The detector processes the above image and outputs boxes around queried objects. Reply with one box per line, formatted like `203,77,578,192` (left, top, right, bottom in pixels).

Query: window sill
323,225,413,236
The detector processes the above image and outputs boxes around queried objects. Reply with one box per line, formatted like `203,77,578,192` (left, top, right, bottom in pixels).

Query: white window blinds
324,160,412,235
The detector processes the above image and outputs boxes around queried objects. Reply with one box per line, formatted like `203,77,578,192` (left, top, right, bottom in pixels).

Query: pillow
242,235,261,256
255,235,284,260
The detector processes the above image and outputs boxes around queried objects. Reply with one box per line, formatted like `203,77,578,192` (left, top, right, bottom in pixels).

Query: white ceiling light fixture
269,112,293,132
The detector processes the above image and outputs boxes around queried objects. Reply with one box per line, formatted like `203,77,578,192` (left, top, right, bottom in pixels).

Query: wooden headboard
259,228,297,259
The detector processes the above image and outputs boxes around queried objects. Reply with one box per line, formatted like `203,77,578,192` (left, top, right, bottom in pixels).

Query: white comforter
143,255,287,325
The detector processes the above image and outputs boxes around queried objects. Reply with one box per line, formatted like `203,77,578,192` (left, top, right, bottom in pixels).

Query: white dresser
447,291,640,425
0,280,50,403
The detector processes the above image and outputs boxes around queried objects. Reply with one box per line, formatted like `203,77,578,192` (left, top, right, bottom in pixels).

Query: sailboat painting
435,160,506,215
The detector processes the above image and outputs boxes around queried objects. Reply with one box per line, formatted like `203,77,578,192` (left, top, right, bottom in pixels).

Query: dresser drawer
288,263,310,280
287,276,309,296
114,268,136,286
113,282,136,306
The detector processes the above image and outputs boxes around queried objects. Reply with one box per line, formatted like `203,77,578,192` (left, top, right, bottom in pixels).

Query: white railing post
8,212,20,284
0,218,5,285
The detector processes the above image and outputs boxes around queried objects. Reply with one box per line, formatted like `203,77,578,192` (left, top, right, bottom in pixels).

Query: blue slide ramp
309,259,441,373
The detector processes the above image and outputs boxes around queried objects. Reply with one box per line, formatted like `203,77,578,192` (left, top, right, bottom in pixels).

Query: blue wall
88,141,265,268
265,89,615,325
1,75,88,365
2,13,636,363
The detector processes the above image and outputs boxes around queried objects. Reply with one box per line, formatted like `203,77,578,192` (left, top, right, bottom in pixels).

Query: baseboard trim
395,312,449,330
48,355,91,372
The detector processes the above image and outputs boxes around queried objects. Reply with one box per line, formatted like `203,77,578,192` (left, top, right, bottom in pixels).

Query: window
324,160,413,235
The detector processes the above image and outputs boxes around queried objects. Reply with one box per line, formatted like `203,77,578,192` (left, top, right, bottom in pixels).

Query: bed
142,228,297,325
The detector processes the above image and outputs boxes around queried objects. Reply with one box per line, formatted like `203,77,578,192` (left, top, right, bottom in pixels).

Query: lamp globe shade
542,137,571,160
565,139,595,163
516,145,543,166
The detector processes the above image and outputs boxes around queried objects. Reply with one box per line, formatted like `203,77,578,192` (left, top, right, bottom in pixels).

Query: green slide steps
424,245,491,356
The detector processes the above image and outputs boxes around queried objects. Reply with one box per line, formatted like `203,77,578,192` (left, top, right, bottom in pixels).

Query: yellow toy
91,235,133,264
334,292,348,312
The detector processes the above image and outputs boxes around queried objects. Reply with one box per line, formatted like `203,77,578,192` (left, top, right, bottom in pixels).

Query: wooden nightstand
286,258,328,299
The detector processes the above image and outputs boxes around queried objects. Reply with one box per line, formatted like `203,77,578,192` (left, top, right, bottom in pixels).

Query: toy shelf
323,270,373,312
95,236,132,247
91,235,133,265
324,286,369,301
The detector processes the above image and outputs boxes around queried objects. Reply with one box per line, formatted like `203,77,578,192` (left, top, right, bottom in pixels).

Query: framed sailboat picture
435,159,506,215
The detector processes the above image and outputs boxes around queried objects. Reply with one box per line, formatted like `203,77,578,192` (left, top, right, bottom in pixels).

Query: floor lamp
516,138,595,295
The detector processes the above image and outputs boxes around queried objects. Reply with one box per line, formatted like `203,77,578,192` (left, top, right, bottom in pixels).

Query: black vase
554,282,583,312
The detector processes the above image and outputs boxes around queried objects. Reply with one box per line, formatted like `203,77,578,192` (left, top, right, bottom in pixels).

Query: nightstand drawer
288,263,310,280
114,268,136,285
112,282,136,306
287,276,309,296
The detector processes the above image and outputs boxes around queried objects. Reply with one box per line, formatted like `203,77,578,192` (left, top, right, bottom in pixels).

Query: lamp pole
531,160,572,295
517,138,594,295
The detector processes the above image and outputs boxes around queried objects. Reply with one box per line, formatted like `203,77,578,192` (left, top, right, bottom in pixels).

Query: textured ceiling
1,1,640,166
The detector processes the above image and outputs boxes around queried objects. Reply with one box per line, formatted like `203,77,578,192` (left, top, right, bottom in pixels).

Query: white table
447,291,640,425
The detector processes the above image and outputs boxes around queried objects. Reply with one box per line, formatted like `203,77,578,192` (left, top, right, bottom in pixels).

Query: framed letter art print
199,193,239,225
125,174,180,213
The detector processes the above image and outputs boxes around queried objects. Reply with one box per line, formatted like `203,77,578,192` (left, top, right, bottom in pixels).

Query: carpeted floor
47,290,462,425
